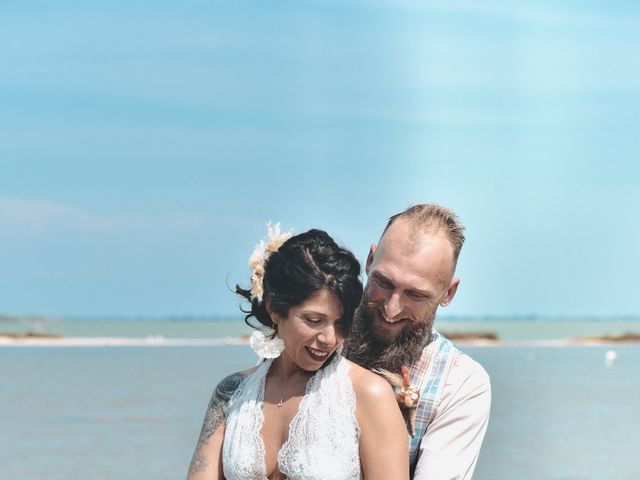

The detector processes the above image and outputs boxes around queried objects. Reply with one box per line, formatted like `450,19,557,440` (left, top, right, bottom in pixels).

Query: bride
187,226,408,480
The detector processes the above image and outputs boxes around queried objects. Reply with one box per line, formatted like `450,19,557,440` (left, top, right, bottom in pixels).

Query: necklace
272,362,310,408
277,381,285,407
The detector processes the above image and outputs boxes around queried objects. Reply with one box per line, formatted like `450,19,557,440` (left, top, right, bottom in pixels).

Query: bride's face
271,288,344,371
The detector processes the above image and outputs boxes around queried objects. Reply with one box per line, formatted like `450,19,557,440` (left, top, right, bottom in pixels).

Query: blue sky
1,0,639,317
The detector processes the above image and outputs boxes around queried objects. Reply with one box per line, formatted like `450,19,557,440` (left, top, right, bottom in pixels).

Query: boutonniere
374,364,420,436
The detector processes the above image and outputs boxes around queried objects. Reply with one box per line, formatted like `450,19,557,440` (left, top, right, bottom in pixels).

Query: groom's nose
384,291,403,319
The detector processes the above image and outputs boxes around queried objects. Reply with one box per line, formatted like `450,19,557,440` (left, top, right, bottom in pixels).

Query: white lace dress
222,354,362,480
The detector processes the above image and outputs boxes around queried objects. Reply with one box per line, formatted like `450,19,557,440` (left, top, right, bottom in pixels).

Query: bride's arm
187,372,246,480
353,367,410,480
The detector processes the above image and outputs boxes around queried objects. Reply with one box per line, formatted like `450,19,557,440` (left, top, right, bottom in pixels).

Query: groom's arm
187,372,246,480
412,356,491,480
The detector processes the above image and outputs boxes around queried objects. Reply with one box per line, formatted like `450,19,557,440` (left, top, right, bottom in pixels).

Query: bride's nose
317,324,337,347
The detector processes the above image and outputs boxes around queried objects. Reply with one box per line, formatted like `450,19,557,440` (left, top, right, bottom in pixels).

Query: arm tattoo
187,372,246,477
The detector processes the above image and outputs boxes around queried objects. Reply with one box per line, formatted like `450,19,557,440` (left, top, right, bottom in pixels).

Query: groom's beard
345,300,434,372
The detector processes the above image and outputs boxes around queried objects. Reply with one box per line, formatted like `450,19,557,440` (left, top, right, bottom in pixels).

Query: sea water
1,344,639,479
4,317,640,340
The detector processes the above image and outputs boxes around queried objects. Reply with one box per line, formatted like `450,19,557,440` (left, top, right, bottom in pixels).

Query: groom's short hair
382,204,466,262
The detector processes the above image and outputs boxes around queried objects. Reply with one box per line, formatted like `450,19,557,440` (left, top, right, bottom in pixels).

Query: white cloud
0,197,223,238
337,0,615,28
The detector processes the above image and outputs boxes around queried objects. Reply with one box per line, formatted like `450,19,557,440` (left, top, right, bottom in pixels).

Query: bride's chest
261,399,304,477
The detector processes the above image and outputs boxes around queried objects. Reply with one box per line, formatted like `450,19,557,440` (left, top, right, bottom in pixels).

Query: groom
346,204,491,479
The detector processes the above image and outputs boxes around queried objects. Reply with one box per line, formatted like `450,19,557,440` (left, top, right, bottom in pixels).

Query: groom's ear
365,244,376,275
440,277,460,307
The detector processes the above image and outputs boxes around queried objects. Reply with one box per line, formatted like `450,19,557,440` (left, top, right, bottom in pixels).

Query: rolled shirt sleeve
412,354,491,480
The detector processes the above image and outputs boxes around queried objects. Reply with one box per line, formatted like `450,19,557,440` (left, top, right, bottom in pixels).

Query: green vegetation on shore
574,332,640,343
0,331,63,339
0,314,59,323
441,331,499,341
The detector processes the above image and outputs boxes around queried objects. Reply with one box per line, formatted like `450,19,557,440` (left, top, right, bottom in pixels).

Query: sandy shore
1,335,638,347
0,336,247,347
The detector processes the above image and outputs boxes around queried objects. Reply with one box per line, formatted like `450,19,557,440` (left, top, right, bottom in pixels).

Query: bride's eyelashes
302,316,322,326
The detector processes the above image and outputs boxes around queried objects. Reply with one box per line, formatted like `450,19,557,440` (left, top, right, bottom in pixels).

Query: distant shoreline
1,333,639,348
3,314,640,323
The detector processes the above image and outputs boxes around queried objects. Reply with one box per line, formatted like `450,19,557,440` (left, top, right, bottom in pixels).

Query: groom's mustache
363,300,419,328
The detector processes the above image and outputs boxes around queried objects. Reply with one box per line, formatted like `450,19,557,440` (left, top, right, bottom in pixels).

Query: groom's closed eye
406,291,429,302
371,273,394,290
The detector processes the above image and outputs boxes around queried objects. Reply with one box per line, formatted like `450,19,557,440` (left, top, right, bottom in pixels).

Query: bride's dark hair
236,229,362,334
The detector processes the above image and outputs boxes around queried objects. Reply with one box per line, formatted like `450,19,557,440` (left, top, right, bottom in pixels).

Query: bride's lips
305,346,331,362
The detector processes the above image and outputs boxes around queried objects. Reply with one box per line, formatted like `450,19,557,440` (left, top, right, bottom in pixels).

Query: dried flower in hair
249,222,292,302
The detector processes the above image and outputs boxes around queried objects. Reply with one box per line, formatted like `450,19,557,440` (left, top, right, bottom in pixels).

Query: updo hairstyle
236,229,363,335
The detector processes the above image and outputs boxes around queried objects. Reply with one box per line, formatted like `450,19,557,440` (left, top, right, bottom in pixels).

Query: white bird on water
604,350,617,368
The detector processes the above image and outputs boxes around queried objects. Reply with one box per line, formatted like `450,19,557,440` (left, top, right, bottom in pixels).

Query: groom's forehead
373,229,454,280
378,222,449,260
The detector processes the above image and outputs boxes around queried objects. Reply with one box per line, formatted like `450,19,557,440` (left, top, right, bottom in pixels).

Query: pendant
277,398,284,407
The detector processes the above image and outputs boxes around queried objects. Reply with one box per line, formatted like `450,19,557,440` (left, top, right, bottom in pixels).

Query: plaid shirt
408,329,461,467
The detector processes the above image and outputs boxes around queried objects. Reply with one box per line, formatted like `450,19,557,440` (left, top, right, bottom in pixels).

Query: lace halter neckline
267,362,313,473
222,354,362,480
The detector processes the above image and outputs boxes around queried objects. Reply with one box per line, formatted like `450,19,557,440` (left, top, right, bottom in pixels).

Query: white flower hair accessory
249,329,285,359
248,222,293,302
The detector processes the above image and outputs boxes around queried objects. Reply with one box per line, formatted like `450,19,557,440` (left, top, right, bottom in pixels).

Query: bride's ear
265,300,279,325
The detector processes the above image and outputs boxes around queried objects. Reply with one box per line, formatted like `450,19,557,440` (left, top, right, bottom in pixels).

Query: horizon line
2,313,640,322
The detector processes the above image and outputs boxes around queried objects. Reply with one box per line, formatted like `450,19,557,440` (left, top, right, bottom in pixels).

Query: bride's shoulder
211,366,257,397
343,359,395,401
